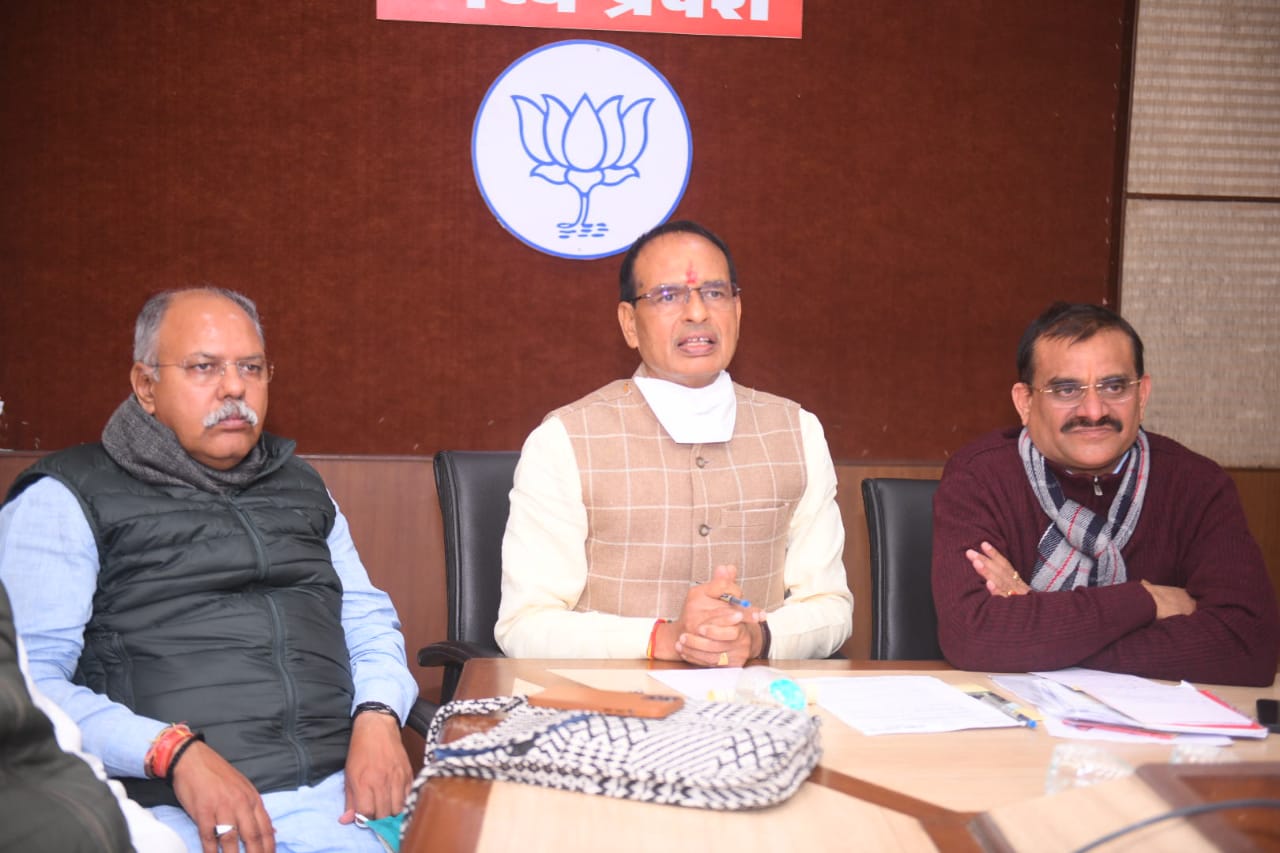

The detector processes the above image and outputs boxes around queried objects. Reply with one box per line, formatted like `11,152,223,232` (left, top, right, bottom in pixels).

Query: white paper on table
993,673,1173,742
993,674,1135,724
648,666,749,701
1032,668,1258,728
994,673,1246,743
513,677,547,696
805,675,1024,735
1039,715,1231,746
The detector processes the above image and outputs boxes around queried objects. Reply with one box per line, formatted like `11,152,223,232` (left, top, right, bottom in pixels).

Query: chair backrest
860,477,943,660
433,450,520,651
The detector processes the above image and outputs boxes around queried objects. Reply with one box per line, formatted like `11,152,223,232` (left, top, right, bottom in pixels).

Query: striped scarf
1019,427,1149,592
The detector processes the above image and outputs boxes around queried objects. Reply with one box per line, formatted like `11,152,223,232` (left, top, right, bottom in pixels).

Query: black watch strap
353,701,402,728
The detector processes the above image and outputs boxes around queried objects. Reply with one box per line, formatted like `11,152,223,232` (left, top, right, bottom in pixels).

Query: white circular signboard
473,40,692,259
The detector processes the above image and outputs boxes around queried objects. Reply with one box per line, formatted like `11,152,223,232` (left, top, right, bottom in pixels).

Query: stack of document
647,667,1268,741
804,675,1033,735
993,668,1267,743
649,669,1031,735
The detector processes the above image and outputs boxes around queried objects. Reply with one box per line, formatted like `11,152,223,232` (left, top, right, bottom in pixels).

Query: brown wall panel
4,452,1277,669
306,455,446,703
1,2,1131,463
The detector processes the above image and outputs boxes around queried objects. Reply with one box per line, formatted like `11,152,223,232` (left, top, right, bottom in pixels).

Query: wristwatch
353,701,402,728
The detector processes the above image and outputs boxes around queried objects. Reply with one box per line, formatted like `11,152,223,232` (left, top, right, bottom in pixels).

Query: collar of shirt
633,371,736,444
1060,447,1134,479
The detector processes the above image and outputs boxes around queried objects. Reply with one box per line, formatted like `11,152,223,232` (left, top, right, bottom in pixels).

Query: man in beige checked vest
496,221,853,665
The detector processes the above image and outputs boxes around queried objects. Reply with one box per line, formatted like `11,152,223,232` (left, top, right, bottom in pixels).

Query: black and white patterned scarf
1019,427,1149,591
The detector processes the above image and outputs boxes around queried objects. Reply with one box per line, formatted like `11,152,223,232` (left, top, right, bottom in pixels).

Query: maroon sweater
932,427,1279,686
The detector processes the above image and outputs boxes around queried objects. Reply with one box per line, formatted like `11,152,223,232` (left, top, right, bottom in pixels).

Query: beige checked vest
551,378,807,619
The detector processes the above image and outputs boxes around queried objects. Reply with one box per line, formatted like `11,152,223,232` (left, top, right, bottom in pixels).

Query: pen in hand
718,592,751,608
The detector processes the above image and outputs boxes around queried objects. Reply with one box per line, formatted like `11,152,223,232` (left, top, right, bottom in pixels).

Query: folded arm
1074,476,1277,684
932,460,1278,685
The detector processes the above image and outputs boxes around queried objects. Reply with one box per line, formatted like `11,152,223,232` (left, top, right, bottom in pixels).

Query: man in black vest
0,288,418,852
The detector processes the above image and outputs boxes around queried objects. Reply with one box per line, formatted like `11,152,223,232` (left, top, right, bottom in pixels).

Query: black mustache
1061,416,1122,433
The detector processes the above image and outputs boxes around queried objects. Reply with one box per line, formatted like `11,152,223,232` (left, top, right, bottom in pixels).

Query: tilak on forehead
685,262,698,285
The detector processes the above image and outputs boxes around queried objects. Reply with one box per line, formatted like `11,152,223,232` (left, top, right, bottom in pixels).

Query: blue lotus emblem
512,93,653,237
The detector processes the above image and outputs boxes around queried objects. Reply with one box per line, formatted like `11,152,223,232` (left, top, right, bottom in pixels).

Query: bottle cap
768,677,807,711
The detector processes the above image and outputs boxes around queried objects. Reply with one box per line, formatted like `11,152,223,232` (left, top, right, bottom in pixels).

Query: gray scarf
101,396,281,494
1019,427,1149,592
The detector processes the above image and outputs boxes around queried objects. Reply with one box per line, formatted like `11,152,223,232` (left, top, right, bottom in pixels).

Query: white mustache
203,399,260,428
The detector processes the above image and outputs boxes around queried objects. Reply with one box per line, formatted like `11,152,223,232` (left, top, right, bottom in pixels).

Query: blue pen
718,593,751,608
974,691,1037,728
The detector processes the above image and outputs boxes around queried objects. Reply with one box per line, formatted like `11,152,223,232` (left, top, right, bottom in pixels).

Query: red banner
377,0,802,40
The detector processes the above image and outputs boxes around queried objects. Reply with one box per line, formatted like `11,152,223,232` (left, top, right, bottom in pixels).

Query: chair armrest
416,639,502,669
405,698,438,737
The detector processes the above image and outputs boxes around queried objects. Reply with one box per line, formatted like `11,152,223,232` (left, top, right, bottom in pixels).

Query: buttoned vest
553,379,806,618
6,441,354,805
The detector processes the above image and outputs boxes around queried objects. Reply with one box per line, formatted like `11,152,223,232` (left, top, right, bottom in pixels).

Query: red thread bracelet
646,618,670,660
145,723,198,780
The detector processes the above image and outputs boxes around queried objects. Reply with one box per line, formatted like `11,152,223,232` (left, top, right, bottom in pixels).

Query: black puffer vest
5,439,355,806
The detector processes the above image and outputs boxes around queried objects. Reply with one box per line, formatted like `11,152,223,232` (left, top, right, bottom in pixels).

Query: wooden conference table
402,659,1280,853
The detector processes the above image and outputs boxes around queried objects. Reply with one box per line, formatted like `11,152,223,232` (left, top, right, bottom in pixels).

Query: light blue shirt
0,474,418,781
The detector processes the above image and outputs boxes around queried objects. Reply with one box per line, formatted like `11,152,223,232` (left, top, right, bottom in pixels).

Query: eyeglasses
630,281,741,311
151,358,274,386
1031,378,1140,406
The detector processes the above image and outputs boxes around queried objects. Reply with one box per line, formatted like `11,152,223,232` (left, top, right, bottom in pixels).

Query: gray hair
133,286,265,365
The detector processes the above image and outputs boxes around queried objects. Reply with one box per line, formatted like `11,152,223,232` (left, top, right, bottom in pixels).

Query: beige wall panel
1128,0,1280,197
1122,200,1279,466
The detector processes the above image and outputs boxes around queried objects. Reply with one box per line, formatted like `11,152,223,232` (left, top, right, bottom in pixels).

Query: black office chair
417,450,519,703
860,478,944,661
403,698,437,737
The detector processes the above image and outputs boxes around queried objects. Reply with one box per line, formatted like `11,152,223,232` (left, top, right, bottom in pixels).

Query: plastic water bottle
734,667,807,711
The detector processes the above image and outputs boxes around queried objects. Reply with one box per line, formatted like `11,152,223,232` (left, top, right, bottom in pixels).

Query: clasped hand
668,564,766,667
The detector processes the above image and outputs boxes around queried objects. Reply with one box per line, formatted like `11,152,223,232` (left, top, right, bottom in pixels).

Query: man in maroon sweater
932,302,1278,686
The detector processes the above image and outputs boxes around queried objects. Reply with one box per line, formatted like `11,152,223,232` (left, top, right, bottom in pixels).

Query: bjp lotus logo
472,41,691,260
512,94,653,238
